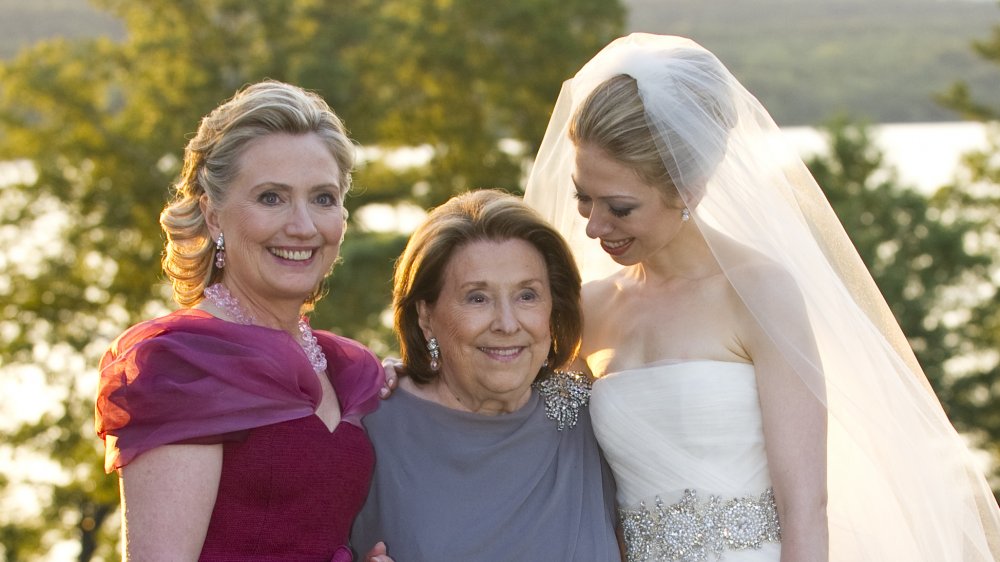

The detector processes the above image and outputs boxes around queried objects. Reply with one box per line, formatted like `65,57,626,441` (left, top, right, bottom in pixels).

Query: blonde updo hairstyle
569,75,676,198
569,49,737,206
160,80,355,308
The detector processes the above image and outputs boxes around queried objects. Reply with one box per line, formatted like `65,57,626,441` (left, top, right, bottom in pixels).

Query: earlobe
201,194,220,237
416,301,433,339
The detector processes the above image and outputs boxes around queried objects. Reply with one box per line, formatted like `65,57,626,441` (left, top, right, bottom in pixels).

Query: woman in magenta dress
95,80,391,561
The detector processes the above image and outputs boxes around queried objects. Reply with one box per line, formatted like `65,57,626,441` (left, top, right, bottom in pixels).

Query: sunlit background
1,0,999,559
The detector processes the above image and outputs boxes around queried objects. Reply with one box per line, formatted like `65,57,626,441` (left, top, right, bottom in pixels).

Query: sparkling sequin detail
619,488,780,561
532,370,591,430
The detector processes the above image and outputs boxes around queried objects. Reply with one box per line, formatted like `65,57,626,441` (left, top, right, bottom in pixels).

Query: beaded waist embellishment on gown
619,487,780,562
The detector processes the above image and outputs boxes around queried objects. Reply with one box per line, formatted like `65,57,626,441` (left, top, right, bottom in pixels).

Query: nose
285,200,319,238
491,298,519,334
584,208,612,240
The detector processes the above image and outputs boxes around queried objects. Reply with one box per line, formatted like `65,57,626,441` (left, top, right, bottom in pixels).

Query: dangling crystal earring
681,208,691,222
427,336,440,372
214,233,226,269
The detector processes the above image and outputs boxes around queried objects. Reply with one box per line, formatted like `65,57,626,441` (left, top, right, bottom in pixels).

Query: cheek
225,207,267,240
527,307,554,342
433,307,484,348
323,217,347,245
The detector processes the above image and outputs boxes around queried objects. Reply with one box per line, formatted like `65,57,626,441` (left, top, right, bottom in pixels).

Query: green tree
324,0,623,344
936,2,1000,122
931,132,1000,492
0,1,623,559
935,1,1000,491
807,119,1000,494
351,0,621,205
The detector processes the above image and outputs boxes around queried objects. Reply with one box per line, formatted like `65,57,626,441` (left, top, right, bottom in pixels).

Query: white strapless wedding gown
591,360,781,562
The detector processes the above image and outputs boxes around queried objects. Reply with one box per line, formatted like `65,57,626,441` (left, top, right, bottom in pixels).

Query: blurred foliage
934,4,1000,490
0,0,623,559
930,128,1000,493
4,0,1000,126
792,0,1000,496
808,120,997,462
2,0,998,558
936,1,1000,122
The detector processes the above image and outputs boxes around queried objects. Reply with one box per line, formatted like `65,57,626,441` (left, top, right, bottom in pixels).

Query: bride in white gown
525,33,1000,561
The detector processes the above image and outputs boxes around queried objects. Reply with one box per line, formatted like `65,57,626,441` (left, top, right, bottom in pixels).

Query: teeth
271,248,313,261
603,239,630,249
481,347,520,356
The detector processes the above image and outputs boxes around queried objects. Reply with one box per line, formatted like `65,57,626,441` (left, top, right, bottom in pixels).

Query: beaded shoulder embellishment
532,370,592,430
619,488,781,562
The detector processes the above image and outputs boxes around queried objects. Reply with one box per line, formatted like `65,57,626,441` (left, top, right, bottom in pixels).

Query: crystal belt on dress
619,487,781,561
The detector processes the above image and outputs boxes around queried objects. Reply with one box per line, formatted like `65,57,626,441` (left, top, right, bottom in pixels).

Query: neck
636,223,718,284
206,280,303,335
408,376,533,415
201,281,328,373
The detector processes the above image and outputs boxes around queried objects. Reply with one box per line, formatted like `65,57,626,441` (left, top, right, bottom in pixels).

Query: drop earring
214,233,226,269
681,208,691,222
427,337,440,372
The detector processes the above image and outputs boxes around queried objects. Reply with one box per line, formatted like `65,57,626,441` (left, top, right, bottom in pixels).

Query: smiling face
572,143,686,267
203,132,346,312
416,238,553,410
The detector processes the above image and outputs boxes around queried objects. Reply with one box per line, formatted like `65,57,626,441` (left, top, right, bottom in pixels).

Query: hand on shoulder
380,357,402,398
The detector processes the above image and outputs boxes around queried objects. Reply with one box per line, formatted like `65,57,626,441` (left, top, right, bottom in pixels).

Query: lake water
353,121,994,232
0,122,993,228
781,121,992,194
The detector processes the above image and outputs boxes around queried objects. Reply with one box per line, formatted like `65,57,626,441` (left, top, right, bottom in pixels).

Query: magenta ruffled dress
96,309,382,561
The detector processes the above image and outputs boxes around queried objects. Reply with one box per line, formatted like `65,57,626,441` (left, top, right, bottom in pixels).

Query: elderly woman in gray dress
350,189,619,561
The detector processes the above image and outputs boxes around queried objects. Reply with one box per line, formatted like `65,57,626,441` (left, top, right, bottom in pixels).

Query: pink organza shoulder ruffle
95,309,383,473
313,329,383,427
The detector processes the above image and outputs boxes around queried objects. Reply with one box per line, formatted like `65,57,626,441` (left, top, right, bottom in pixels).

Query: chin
270,279,323,300
609,254,640,267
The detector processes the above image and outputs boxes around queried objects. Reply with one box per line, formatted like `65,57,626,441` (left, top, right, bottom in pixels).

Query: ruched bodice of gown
591,360,780,561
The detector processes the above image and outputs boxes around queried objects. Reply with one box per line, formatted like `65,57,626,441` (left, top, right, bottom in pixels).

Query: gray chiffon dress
350,373,620,561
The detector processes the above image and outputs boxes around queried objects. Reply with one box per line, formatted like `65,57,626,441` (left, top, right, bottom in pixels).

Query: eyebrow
458,278,546,290
251,181,341,192
571,179,639,203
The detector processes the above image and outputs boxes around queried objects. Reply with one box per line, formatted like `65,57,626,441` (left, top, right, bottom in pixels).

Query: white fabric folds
525,33,1000,560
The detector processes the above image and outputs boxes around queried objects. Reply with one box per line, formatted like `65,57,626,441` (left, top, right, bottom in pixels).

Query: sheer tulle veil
524,33,1000,560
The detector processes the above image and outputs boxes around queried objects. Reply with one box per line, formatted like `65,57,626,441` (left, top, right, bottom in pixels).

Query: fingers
365,541,392,562
381,357,403,370
380,358,402,398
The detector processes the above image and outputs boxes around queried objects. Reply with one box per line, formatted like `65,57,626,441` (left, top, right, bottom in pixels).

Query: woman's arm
738,275,828,562
119,443,223,561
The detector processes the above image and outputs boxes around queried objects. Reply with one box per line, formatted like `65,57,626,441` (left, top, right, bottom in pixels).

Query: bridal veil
524,33,1000,560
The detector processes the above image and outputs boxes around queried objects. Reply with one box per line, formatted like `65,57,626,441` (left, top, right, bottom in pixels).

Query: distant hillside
0,0,122,58
0,0,997,125
625,0,1000,124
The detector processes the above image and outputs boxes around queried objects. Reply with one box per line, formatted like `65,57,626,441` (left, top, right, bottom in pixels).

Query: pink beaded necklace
203,283,328,373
